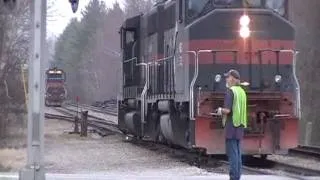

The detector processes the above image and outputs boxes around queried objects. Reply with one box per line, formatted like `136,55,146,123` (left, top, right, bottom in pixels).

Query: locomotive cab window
186,0,214,21
126,31,135,44
213,0,240,5
265,0,285,16
121,28,136,47
46,69,65,81
213,0,263,7
185,0,287,23
47,74,63,79
243,0,262,7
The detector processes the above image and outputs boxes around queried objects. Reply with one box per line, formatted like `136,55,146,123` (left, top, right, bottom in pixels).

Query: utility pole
19,0,46,179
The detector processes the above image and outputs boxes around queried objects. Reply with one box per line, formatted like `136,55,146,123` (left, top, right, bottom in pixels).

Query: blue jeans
226,139,242,180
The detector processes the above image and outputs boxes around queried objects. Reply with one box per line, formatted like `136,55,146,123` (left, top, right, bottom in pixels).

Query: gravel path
0,118,217,176
44,119,214,175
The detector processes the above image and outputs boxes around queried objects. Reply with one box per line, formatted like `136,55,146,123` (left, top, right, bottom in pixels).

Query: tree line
53,0,155,104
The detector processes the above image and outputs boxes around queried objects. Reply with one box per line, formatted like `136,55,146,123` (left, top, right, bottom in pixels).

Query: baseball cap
224,69,240,80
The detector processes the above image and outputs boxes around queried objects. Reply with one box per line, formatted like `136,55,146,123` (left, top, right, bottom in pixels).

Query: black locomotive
118,0,299,156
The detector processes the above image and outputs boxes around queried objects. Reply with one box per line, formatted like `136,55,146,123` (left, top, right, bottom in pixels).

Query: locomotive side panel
119,1,193,146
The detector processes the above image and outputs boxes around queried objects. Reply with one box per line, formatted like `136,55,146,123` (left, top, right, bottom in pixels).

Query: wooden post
80,111,88,137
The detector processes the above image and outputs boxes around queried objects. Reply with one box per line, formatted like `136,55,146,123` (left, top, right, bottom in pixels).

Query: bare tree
0,0,31,138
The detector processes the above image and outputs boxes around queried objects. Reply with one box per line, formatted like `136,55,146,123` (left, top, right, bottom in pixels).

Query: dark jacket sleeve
224,89,233,112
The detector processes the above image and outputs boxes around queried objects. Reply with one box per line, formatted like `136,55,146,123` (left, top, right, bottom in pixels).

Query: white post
19,0,46,179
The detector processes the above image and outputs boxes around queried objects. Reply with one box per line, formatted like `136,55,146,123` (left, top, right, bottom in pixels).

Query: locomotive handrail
136,62,150,136
280,49,300,119
256,49,300,119
187,50,197,120
123,57,137,63
189,49,238,120
155,56,174,62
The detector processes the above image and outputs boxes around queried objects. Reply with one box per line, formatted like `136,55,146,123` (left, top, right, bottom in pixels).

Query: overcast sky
47,0,124,38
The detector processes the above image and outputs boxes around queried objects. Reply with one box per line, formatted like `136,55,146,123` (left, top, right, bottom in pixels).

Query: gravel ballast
0,118,217,176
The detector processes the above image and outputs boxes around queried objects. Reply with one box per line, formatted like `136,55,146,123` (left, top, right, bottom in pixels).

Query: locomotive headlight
215,74,222,83
239,26,251,38
275,75,282,83
239,15,250,26
239,15,251,39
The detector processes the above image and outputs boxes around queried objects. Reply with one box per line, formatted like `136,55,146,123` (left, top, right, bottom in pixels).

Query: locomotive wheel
155,123,164,143
157,133,163,143
260,154,268,160
191,149,208,168
135,135,142,141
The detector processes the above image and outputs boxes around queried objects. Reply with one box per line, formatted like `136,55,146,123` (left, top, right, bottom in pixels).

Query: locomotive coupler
269,114,289,152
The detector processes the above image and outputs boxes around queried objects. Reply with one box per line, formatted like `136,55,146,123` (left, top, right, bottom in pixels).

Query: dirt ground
0,118,215,176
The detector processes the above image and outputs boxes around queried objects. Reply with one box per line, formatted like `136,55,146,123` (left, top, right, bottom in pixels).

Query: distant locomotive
118,0,300,158
45,68,67,107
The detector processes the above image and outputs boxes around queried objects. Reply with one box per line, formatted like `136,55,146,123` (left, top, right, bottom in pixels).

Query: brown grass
0,148,26,171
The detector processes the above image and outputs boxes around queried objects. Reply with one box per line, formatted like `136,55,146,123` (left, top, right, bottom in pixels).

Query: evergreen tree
53,0,157,103
124,0,155,18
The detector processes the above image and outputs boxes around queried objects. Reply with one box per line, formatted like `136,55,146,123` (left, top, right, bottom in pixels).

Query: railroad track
45,106,119,136
289,146,320,159
47,103,320,178
244,156,320,178
66,102,117,115
127,136,320,178
45,113,73,122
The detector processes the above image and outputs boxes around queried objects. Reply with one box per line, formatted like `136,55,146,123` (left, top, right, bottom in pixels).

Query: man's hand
216,107,223,116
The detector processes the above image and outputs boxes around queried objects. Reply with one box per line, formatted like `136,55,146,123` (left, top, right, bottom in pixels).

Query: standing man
216,69,247,180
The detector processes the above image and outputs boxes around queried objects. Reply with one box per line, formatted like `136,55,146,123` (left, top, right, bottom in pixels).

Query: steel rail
289,146,320,159
66,103,117,115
